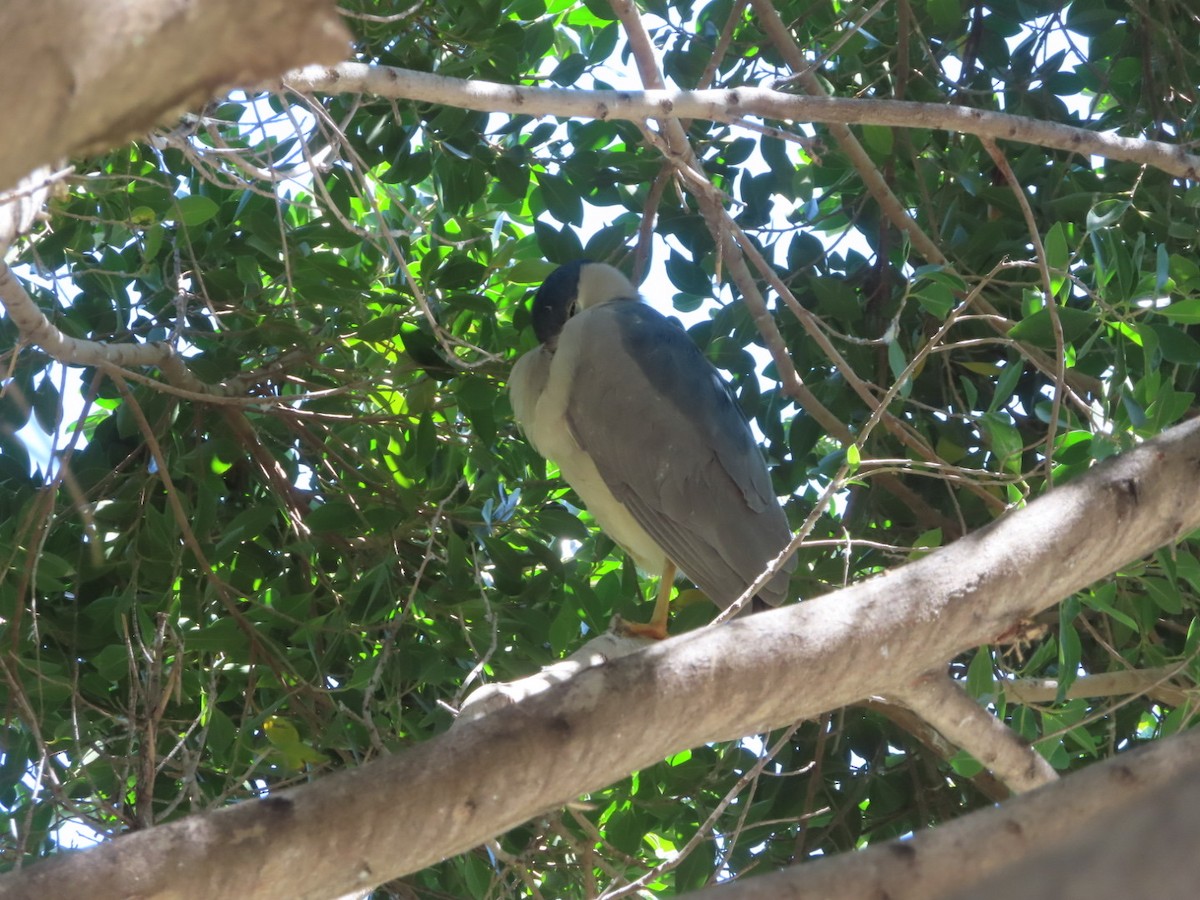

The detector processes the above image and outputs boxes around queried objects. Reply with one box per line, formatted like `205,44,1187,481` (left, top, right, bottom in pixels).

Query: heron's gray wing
561,302,794,608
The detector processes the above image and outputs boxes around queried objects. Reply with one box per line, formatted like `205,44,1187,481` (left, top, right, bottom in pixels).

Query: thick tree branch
691,726,1200,900
942,755,1200,900
280,63,1200,180
890,672,1057,793
6,417,1200,900
0,0,348,194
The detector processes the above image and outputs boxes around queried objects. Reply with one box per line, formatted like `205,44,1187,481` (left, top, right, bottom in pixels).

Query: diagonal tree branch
6,415,1200,900
890,672,1058,793
747,0,949,267
605,0,965,539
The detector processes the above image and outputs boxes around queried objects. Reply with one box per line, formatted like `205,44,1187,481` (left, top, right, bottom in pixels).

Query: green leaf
1008,306,1096,348
809,278,861,323
1056,622,1081,702
862,125,894,156
987,359,1025,414
305,501,362,534
185,618,250,655
1143,577,1183,614
1160,299,1200,324
174,194,220,226
32,377,62,434
925,0,962,32
1156,243,1170,293
1081,583,1139,631
1085,198,1132,232
665,251,711,295
263,717,330,771
886,340,907,381
532,505,590,543
980,412,1023,473
965,646,995,702
535,171,583,225
846,443,861,471
548,595,580,654
948,749,984,777
1044,222,1069,297
914,279,955,318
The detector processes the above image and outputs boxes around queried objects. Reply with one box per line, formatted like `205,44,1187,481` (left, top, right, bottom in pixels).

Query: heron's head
531,261,638,347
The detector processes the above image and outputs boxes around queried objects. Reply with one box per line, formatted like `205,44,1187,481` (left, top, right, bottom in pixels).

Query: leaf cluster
3,0,1200,895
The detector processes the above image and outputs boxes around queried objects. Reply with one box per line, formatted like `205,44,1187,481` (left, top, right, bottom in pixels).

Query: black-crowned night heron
509,261,795,639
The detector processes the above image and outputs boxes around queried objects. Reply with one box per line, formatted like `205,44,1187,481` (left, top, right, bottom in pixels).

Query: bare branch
747,0,947,267
0,259,190,371
1001,665,1194,708
0,177,325,402
279,63,1200,181
0,256,294,400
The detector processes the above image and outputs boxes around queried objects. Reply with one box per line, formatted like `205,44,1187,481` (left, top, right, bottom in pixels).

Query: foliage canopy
2,0,1200,896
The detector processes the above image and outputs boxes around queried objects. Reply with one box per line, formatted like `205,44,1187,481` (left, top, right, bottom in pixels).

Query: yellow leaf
674,589,708,608
960,361,1004,376
935,435,966,464
263,716,329,771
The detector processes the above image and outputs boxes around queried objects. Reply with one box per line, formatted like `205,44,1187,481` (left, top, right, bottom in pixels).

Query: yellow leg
617,561,676,641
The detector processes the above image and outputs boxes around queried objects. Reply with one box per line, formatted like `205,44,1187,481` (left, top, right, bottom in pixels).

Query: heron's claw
611,614,670,641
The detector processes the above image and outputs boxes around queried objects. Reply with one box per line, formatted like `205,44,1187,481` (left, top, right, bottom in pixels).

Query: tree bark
0,0,348,193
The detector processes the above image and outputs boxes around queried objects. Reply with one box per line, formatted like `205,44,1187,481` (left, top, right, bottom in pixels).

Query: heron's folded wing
561,302,794,608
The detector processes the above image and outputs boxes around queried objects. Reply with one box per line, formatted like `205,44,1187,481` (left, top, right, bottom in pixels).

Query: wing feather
559,302,794,608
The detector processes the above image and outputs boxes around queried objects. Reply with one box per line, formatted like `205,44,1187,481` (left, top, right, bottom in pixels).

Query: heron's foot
611,614,670,641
